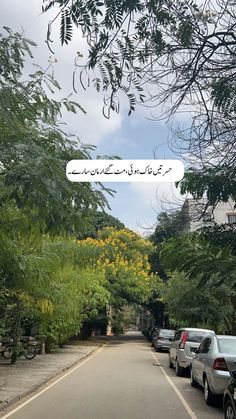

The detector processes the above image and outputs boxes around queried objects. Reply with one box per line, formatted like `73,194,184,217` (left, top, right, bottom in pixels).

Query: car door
170,330,182,363
194,337,212,386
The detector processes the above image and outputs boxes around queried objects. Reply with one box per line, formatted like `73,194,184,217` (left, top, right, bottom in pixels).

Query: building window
227,214,236,224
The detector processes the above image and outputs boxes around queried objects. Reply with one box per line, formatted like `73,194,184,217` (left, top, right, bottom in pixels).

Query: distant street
1,332,222,419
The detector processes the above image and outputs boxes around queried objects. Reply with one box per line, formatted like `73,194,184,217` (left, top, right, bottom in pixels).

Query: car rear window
187,331,212,343
218,338,236,354
159,329,175,337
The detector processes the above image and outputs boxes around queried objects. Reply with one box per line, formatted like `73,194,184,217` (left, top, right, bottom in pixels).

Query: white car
169,327,215,376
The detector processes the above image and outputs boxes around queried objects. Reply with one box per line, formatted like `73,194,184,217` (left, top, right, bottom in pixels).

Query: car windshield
159,330,175,337
218,338,236,354
187,331,212,343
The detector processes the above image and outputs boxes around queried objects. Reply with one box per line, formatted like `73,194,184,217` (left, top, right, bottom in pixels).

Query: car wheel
224,399,236,419
175,359,183,376
169,355,174,368
190,368,198,387
204,376,216,406
3,345,13,359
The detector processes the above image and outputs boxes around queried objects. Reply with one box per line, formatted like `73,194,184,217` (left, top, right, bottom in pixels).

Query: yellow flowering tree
77,228,156,332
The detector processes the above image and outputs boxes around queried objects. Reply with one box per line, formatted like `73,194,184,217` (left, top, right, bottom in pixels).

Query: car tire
169,355,174,368
190,368,198,387
175,359,184,376
224,399,236,419
3,345,13,359
204,376,216,406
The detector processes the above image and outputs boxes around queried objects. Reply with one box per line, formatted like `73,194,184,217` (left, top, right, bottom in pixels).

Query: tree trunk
106,304,113,336
10,301,22,364
230,297,236,335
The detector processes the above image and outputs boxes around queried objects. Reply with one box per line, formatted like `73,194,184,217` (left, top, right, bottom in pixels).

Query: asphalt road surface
1,332,223,419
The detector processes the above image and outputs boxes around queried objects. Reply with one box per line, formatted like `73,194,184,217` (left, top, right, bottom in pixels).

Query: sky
1,0,186,234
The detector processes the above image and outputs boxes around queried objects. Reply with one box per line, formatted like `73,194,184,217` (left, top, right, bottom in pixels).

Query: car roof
177,328,215,332
158,328,175,332
216,335,236,339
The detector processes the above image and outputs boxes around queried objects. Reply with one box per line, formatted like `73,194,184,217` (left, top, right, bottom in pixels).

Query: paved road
0,332,223,419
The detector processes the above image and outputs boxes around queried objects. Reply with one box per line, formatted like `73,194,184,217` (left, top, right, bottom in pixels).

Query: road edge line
150,351,198,419
0,345,105,418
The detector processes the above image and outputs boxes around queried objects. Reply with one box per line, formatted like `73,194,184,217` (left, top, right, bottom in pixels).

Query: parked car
223,368,236,419
190,335,236,406
169,327,215,376
153,329,175,351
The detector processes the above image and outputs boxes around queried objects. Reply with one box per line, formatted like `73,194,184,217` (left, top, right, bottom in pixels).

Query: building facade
183,197,236,232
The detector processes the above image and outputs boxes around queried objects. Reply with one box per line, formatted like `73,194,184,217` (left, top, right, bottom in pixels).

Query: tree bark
10,300,22,364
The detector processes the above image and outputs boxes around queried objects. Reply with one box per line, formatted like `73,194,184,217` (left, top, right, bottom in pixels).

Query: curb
0,344,104,415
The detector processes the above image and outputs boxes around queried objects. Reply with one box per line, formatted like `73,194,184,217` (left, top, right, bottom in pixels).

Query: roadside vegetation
0,29,157,362
1,0,236,362
147,211,236,335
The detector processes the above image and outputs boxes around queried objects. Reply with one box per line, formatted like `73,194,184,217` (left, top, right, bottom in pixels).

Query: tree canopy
0,28,115,361
0,27,111,236
42,0,236,208
79,227,155,307
160,230,236,333
42,0,236,123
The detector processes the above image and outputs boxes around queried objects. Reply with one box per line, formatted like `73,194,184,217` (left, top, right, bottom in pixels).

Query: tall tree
42,1,236,209
42,0,236,125
145,209,188,325
77,210,125,239
78,227,156,332
0,28,110,236
0,28,112,361
161,231,236,333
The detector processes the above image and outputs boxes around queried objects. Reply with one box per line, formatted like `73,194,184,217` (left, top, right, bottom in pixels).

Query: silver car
169,327,215,376
190,335,236,406
153,329,175,352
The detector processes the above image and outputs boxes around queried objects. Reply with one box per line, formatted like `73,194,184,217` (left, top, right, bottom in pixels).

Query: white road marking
151,351,198,419
0,346,104,418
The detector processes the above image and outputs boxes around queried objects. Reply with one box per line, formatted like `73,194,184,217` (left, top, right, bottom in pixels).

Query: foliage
92,211,125,233
161,232,236,333
42,1,236,125
178,166,236,208
150,210,189,246
146,209,189,324
77,210,125,239
161,233,236,286
0,28,114,360
110,308,130,335
0,28,111,236
42,1,236,214
78,227,155,308
161,271,231,332
37,245,110,349
1,235,110,352
199,224,236,255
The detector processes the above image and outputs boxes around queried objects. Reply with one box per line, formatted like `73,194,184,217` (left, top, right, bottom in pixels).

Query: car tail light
213,358,228,371
179,331,189,349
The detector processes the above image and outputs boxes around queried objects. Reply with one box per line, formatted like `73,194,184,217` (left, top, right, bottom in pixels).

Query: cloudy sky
1,0,186,234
